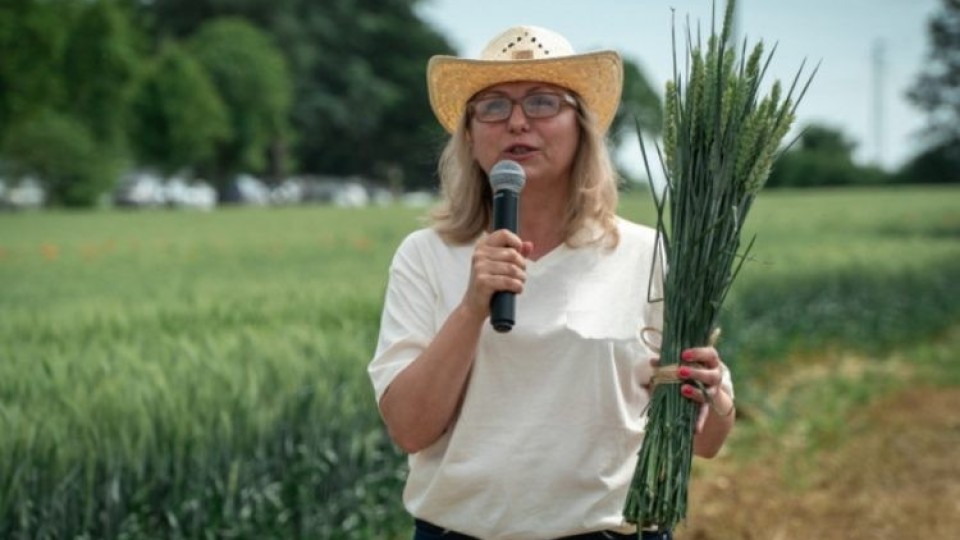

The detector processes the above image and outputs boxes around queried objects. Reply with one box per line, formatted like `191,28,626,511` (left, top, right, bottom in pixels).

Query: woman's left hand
676,347,727,434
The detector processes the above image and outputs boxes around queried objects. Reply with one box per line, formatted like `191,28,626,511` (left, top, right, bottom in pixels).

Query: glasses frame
468,92,579,123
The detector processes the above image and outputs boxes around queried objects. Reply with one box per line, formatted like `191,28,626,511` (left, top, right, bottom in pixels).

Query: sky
416,0,941,174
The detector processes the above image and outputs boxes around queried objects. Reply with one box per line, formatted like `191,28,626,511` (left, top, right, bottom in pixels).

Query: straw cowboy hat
427,25,624,134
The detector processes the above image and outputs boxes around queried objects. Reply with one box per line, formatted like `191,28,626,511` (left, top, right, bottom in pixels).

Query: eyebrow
473,85,562,99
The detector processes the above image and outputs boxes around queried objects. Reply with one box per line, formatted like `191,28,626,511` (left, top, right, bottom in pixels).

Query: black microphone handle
490,189,519,333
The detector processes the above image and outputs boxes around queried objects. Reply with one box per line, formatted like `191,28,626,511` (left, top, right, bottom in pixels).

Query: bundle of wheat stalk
622,0,816,532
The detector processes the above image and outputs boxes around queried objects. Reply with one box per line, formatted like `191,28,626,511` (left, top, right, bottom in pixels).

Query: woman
368,25,735,540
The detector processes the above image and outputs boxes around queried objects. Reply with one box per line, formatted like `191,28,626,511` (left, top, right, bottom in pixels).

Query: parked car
163,175,217,210
332,181,369,208
220,174,271,205
369,186,394,206
270,177,306,205
0,175,46,209
114,170,218,210
114,171,166,208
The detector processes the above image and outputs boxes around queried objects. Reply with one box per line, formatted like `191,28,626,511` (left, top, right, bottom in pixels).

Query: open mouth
505,145,536,157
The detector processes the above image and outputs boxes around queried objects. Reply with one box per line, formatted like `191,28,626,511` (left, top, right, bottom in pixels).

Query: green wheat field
1,185,958,538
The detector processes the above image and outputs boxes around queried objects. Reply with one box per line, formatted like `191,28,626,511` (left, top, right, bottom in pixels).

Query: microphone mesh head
489,160,526,193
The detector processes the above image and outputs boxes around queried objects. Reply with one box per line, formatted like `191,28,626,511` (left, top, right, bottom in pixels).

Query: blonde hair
430,96,620,248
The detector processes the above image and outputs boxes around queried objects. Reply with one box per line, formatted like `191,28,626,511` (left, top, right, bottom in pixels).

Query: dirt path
679,387,960,539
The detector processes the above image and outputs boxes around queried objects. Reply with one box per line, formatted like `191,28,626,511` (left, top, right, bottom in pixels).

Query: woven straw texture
427,25,623,134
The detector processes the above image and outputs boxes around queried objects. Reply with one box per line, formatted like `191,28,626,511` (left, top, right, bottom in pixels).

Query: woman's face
467,81,580,189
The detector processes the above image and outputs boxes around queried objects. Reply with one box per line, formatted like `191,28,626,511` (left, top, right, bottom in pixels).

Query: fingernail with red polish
681,350,694,361
682,386,694,396
678,367,690,378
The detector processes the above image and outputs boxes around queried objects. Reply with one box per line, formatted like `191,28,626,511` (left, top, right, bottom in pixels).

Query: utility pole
730,0,741,48
872,39,886,168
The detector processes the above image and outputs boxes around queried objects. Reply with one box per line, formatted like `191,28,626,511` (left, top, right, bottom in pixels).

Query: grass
1,205,423,538
0,185,958,538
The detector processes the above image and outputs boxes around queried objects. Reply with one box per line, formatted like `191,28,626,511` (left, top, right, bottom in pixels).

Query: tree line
0,0,458,205
0,0,665,207
0,0,955,207
770,0,960,187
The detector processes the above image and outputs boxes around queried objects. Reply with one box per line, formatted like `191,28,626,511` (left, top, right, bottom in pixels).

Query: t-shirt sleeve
368,232,437,405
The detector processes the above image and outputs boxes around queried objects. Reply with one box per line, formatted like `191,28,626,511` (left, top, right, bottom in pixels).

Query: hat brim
427,50,623,134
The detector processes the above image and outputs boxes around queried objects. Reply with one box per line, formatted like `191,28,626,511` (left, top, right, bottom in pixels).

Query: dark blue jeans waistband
414,519,672,540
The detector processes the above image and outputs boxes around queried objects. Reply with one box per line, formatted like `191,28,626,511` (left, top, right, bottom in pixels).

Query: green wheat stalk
623,0,816,531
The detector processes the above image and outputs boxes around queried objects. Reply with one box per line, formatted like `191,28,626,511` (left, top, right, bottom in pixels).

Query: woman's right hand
461,230,534,318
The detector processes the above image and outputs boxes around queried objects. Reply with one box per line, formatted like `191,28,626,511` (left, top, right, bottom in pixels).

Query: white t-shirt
368,217,730,539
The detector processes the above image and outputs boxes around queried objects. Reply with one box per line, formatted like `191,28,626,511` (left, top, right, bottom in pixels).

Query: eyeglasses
469,92,579,123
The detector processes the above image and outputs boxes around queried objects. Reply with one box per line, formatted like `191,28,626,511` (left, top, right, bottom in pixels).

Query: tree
766,124,890,188
0,0,143,207
62,0,143,148
610,56,663,148
793,124,856,157
128,42,230,175
908,0,960,148
896,140,960,183
137,0,455,189
906,0,960,183
327,4,454,190
188,18,293,188
0,0,71,139
3,111,114,206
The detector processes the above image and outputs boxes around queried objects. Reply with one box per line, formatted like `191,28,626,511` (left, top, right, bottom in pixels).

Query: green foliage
896,138,960,184
128,42,230,175
139,0,455,189
0,298,408,537
188,18,293,185
0,205,420,538
908,0,960,154
767,124,893,187
279,1,452,188
2,110,118,207
770,152,885,188
0,0,142,207
721,185,960,364
1,0,459,198
794,123,855,156
726,258,960,366
62,0,144,147
341,7,455,189
625,0,812,528
610,56,663,147
0,0,71,129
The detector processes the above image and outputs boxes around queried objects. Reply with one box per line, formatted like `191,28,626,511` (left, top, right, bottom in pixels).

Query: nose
506,101,530,133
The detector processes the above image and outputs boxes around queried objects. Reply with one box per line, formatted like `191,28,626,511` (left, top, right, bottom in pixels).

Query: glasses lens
470,93,567,122
473,97,512,122
522,94,562,118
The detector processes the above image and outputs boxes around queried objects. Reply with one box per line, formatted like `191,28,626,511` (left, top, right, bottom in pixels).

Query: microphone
488,159,526,333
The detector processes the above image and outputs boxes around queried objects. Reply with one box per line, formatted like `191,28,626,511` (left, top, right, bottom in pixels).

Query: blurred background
0,0,957,539
0,0,957,208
